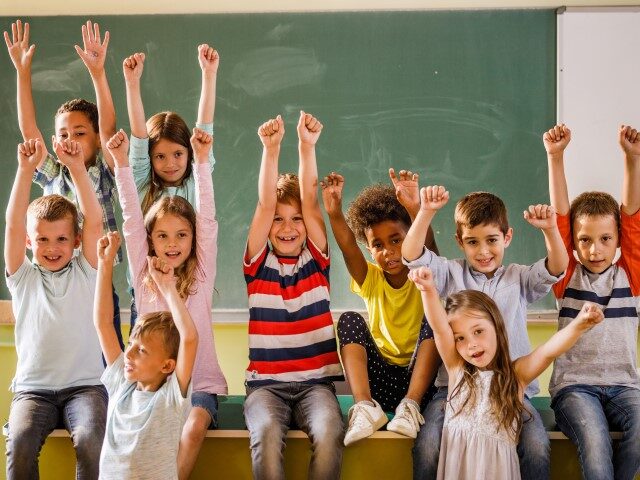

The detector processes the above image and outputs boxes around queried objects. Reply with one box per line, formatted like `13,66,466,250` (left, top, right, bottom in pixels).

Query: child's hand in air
409,266,436,292
198,43,219,74
389,168,420,212
572,302,604,332
320,172,345,216
420,185,449,211
4,19,35,74
147,256,177,295
17,139,46,171
297,111,323,146
52,138,84,171
98,231,121,263
258,115,285,149
106,129,130,168
75,20,109,77
523,204,557,231
619,124,640,158
123,52,145,83
543,124,571,156
190,128,213,164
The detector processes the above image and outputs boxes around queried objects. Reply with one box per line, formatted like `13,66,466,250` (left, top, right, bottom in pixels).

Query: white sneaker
344,399,388,446
386,398,424,438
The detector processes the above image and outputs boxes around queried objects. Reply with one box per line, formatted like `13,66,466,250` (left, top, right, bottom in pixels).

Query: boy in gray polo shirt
545,123,640,480
5,138,106,479
402,187,568,480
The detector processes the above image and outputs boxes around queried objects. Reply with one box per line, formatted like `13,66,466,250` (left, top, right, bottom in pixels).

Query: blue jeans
412,387,550,480
552,384,640,480
243,382,344,480
5,385,108,480
191,391,219,429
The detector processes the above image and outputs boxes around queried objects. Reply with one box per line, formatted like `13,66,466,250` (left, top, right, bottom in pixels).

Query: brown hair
276,173,301,206
55,99,99,133
143,196,201,299
569,191,620,233
445,290,527,442
454,192,509,238
130,311,180,360
345,184,411,245
27,194,80,236
141,112,194,214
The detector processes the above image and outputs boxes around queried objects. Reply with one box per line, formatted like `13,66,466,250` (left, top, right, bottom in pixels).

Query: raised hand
4,19,35,74
52,137,84,171
573,302,604,331
543,124,571,156
106,129,130,167
420,185,449,211
147,256,177,294
97,231,121,263
123,52,145,83
619,125,640,158
17,138,46,171
409,266,436,292
297,111,323,146
190,127,213,163
198,43,219,74
523,204,557,230
320,172,345,216
389,168,420,211
74,20,109,77
258,115,285,149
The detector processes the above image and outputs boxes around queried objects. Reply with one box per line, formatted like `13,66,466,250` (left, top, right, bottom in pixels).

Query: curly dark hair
345,184,411,245
55,99,99,133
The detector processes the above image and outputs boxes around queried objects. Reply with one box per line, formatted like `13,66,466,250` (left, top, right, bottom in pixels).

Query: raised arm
389,168,439,255
544,124,571,216
321,172,368,285
4,20,48,166
75,20,116,172
94,232,123,365
409,267,463,373
515,302,603,386
297,111,327,253
246,115,284,259
196,44,219,125
123,53,147,139
53,138,103,268
523,204,568,276
619,125,640,216
402,185,449,262
147,256,198,397
106,129,130,168
5,139,46,275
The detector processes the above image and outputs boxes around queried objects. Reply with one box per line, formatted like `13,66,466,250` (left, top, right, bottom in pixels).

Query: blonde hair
143,196,201,299
130,311,180,360
27,194,79,236
276,173,301,206
445,290,527,441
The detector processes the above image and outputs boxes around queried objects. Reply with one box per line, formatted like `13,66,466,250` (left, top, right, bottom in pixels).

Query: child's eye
57,237,68,242
579,238,590,244
75,132,85,137
178,232,188,238
293,216,303,222
58,133,68,139
455,336,464,342
392,238,401,244
488,238,497,244
467,240,477,246
474,329,483,335
175,151,183,157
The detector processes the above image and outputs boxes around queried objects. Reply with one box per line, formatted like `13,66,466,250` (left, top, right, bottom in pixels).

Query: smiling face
456,223,512,278
26,216,80,272
269,201,307,256
448,308,498,369
124,330,175,390
54,110,101,166
148,213,194,269
150,138,189,186
365,220,410,286
572,214,619,273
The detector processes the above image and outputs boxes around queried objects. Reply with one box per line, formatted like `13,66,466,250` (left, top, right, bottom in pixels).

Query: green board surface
0,10,556,310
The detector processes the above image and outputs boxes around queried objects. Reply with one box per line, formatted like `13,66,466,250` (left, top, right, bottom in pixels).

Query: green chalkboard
0,10,556,310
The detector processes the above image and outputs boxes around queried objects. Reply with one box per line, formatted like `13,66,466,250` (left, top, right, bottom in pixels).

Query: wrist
547,152,565,162
201,70,218,80
298,141,316,151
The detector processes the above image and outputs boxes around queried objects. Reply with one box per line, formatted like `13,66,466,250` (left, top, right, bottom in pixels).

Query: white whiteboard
557,7,640,202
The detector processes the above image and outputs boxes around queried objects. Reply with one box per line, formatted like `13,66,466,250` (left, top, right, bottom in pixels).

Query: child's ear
74,233,82,249
161,358,177,375
26,234,32,250
455,234,464,250
503,227,513,248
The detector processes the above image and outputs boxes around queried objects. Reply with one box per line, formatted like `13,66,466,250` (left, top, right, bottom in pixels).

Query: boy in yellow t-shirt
321,169,439,446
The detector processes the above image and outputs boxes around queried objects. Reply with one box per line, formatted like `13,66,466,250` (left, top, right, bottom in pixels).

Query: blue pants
412,387,550,480
552,384,640,480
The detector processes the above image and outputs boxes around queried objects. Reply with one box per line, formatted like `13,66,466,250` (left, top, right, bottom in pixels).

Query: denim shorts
191,392,219,429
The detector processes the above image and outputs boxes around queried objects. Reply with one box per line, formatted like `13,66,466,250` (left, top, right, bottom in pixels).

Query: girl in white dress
410,267,603,480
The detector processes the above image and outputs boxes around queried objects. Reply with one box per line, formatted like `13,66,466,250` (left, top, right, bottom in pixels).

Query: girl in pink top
107,127,227,479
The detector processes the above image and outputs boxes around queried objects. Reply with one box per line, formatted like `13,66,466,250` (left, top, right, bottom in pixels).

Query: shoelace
347,403,377,430
397,401,425,429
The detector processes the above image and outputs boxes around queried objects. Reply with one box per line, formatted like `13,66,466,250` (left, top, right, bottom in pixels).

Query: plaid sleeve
32,154,60,188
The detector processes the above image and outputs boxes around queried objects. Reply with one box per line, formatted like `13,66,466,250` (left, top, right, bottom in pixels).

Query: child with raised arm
403,187,568,480
4,19,124,348
544,124,640,480
320,170,440,444
107,127,226,479
410,267,603,480
243,113,344,480
5,138,106,479
95,231,197,480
